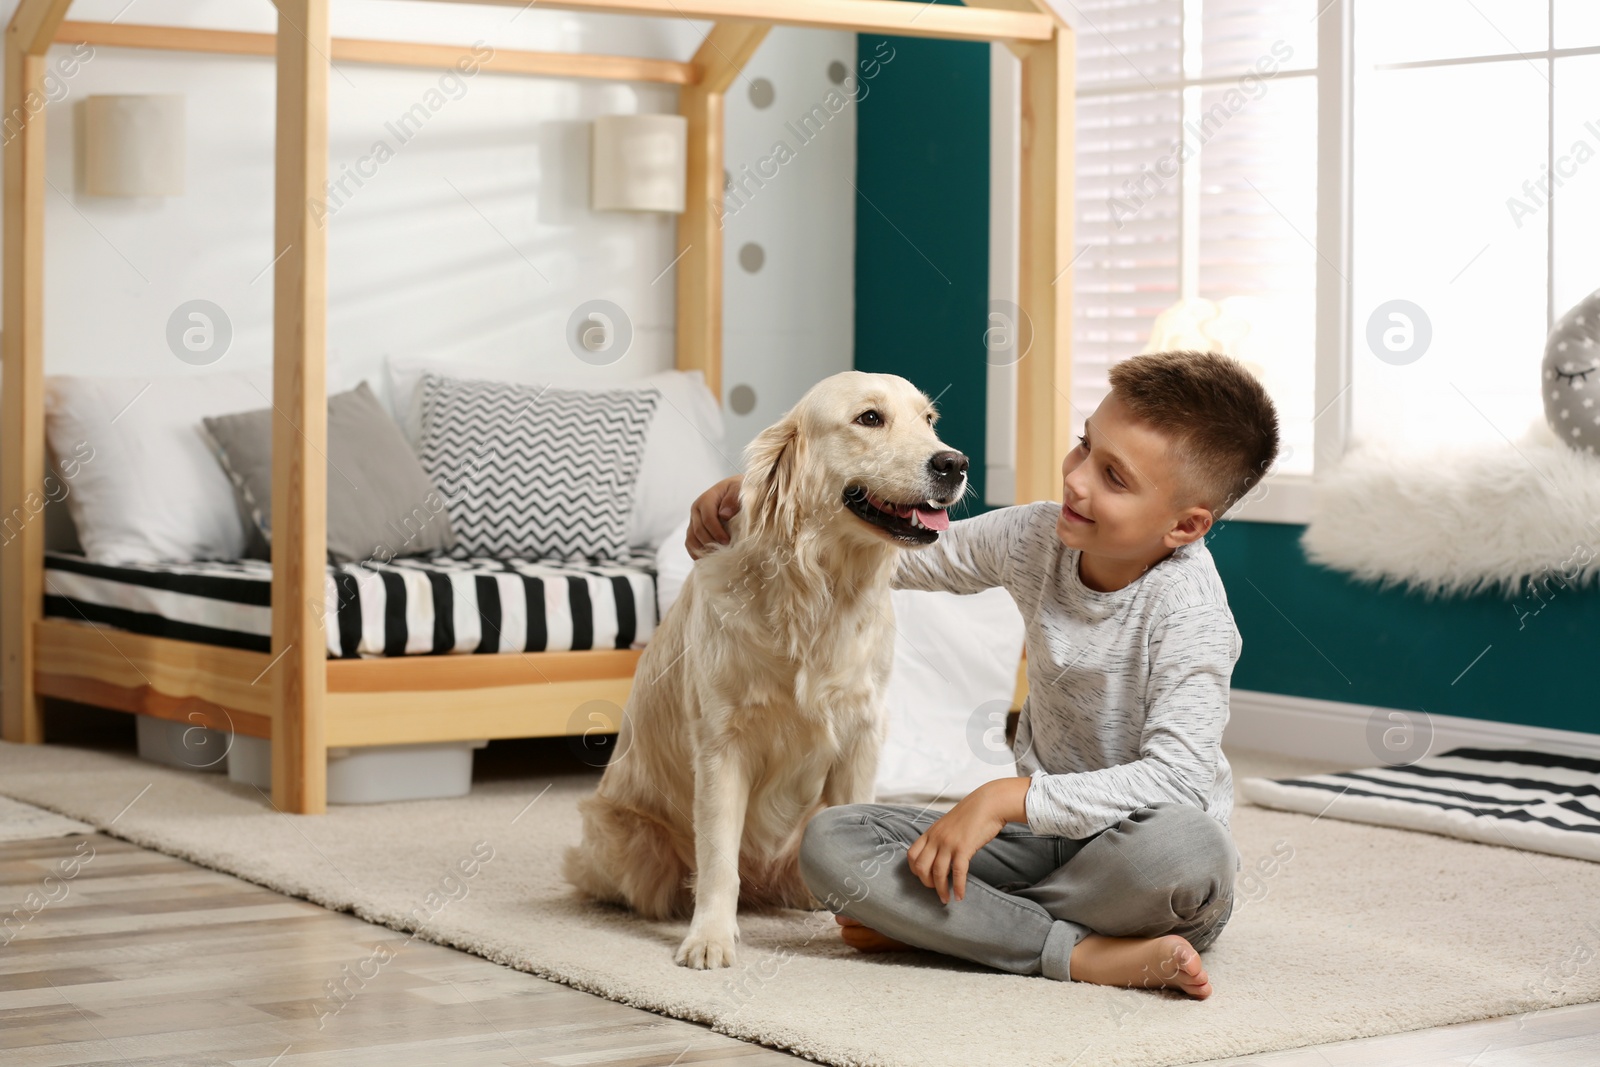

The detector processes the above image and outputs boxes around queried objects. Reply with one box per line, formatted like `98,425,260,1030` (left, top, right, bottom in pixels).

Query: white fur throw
1300,420,1600,598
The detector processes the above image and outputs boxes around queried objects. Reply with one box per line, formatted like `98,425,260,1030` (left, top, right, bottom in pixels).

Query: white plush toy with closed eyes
1545,288,1600,455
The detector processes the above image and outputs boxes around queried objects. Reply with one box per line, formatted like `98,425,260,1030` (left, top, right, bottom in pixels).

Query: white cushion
387,357,734,552
872,586,1027,801
654,524,1027,801
44,372,277,564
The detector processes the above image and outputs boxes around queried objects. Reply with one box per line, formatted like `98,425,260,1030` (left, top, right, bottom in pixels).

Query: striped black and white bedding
1242,747,1600,863
42,551,656,658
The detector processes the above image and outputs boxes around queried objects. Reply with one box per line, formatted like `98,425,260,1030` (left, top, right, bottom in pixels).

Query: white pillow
45,372,276,563
386,357,733,552
654,524,1027,801
872,586,1027,802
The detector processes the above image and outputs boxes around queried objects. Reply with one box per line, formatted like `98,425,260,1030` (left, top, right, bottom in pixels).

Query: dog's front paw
675,924,739,969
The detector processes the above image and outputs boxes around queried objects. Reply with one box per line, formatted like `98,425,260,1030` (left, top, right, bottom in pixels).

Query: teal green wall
1207,522,1599,735
854,25,990,507
853,14,1598,737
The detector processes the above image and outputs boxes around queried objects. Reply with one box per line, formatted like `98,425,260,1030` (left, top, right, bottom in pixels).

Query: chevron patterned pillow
417,373,659,562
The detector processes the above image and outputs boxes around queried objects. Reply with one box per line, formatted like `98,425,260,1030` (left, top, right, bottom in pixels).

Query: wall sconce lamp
84,94,185,197
591,113,687,214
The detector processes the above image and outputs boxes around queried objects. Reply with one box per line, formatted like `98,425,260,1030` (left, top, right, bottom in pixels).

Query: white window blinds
1070,0,1318,475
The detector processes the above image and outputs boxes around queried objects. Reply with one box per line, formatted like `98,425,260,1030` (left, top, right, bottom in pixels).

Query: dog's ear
740,415,801,541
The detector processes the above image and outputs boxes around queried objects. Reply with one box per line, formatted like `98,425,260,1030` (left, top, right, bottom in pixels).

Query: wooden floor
6,835,1600,1066
3,727,1599,1065
0,832,799,1067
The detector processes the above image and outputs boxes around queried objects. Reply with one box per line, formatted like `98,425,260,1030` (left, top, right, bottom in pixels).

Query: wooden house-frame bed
0,0,1074,813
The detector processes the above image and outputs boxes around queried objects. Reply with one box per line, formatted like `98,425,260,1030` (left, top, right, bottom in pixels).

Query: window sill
1223,472,1312,525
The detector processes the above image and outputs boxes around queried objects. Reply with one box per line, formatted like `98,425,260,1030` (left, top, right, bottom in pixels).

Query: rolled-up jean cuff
1041,918,1089,982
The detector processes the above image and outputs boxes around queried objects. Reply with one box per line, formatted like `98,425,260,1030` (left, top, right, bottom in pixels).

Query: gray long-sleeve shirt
892,501,1239,842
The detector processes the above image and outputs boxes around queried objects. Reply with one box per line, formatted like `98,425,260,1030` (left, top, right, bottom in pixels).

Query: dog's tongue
915,506,950,532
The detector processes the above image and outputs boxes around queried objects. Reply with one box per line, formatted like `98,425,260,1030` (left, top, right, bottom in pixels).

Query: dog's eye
855,410,884,428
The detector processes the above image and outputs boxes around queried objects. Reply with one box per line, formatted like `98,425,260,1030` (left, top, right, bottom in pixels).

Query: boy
684,351,1279,998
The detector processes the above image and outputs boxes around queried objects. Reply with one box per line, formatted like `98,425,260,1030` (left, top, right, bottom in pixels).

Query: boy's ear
1165,505,1214,547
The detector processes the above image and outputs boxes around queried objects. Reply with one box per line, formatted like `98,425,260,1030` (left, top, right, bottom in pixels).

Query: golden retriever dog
562,370,968,969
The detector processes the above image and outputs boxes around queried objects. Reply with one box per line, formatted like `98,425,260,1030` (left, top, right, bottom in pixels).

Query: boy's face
1056,393,1213,563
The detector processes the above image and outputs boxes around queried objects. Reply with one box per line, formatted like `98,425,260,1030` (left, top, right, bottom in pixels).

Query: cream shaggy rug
0,794,93,842
1,740,1596,1067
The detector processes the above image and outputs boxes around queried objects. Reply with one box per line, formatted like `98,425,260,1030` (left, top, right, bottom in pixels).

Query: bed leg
0,689,45,746
271,675,326,815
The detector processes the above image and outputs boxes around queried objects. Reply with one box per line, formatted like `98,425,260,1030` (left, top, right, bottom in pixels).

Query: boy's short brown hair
1106,350,1280,517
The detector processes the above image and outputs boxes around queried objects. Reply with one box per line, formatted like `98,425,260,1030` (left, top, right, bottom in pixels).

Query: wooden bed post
1015,25,1074,505
270,0,330,814
674,22,768,400
1,0,73,746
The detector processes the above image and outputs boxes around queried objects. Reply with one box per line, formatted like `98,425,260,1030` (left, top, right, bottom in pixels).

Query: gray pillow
202,381,455,565
418,373,657,561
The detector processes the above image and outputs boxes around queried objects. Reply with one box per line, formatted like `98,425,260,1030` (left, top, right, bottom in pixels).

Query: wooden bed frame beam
675,22,769,401
54,21,698,85
1016,32,1074,505
0,0,72,747
400,0,1054,43
960,0,1046,58
33,619,275,721
8,0,70,54
269,0,331,814
31,618,640,747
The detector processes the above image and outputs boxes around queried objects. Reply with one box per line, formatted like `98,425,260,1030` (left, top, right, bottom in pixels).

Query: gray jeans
797,800,1238,981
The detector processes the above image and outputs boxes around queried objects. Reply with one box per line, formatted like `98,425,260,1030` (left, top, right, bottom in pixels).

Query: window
1064,0,1600,522
1352,1,1600,450
1072,0,1320,488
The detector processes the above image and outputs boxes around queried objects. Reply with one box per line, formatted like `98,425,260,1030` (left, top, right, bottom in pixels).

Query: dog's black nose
929,451,970,482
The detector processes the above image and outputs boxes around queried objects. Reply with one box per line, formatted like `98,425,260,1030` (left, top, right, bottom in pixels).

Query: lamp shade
591,113,687,213
1142,297,1271,383
84,94,185,197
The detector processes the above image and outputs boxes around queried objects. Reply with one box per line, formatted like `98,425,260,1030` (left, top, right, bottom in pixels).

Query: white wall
2,0,853,458
986,41,1019,507
719,28,857,453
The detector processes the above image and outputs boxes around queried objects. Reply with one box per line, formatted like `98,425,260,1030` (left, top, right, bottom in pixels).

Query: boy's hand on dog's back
687,475,743,559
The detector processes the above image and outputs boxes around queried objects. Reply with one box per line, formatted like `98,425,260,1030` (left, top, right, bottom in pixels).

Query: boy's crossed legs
798,801,1237,996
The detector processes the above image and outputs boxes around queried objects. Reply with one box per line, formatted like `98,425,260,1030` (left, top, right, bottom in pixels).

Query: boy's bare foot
835,914,913,953
1068,933,1214,998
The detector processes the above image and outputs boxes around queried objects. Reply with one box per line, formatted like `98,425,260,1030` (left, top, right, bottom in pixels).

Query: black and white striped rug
1242,747,1600,863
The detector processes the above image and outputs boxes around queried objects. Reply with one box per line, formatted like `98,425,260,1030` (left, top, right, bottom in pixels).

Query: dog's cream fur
562,371,966,969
